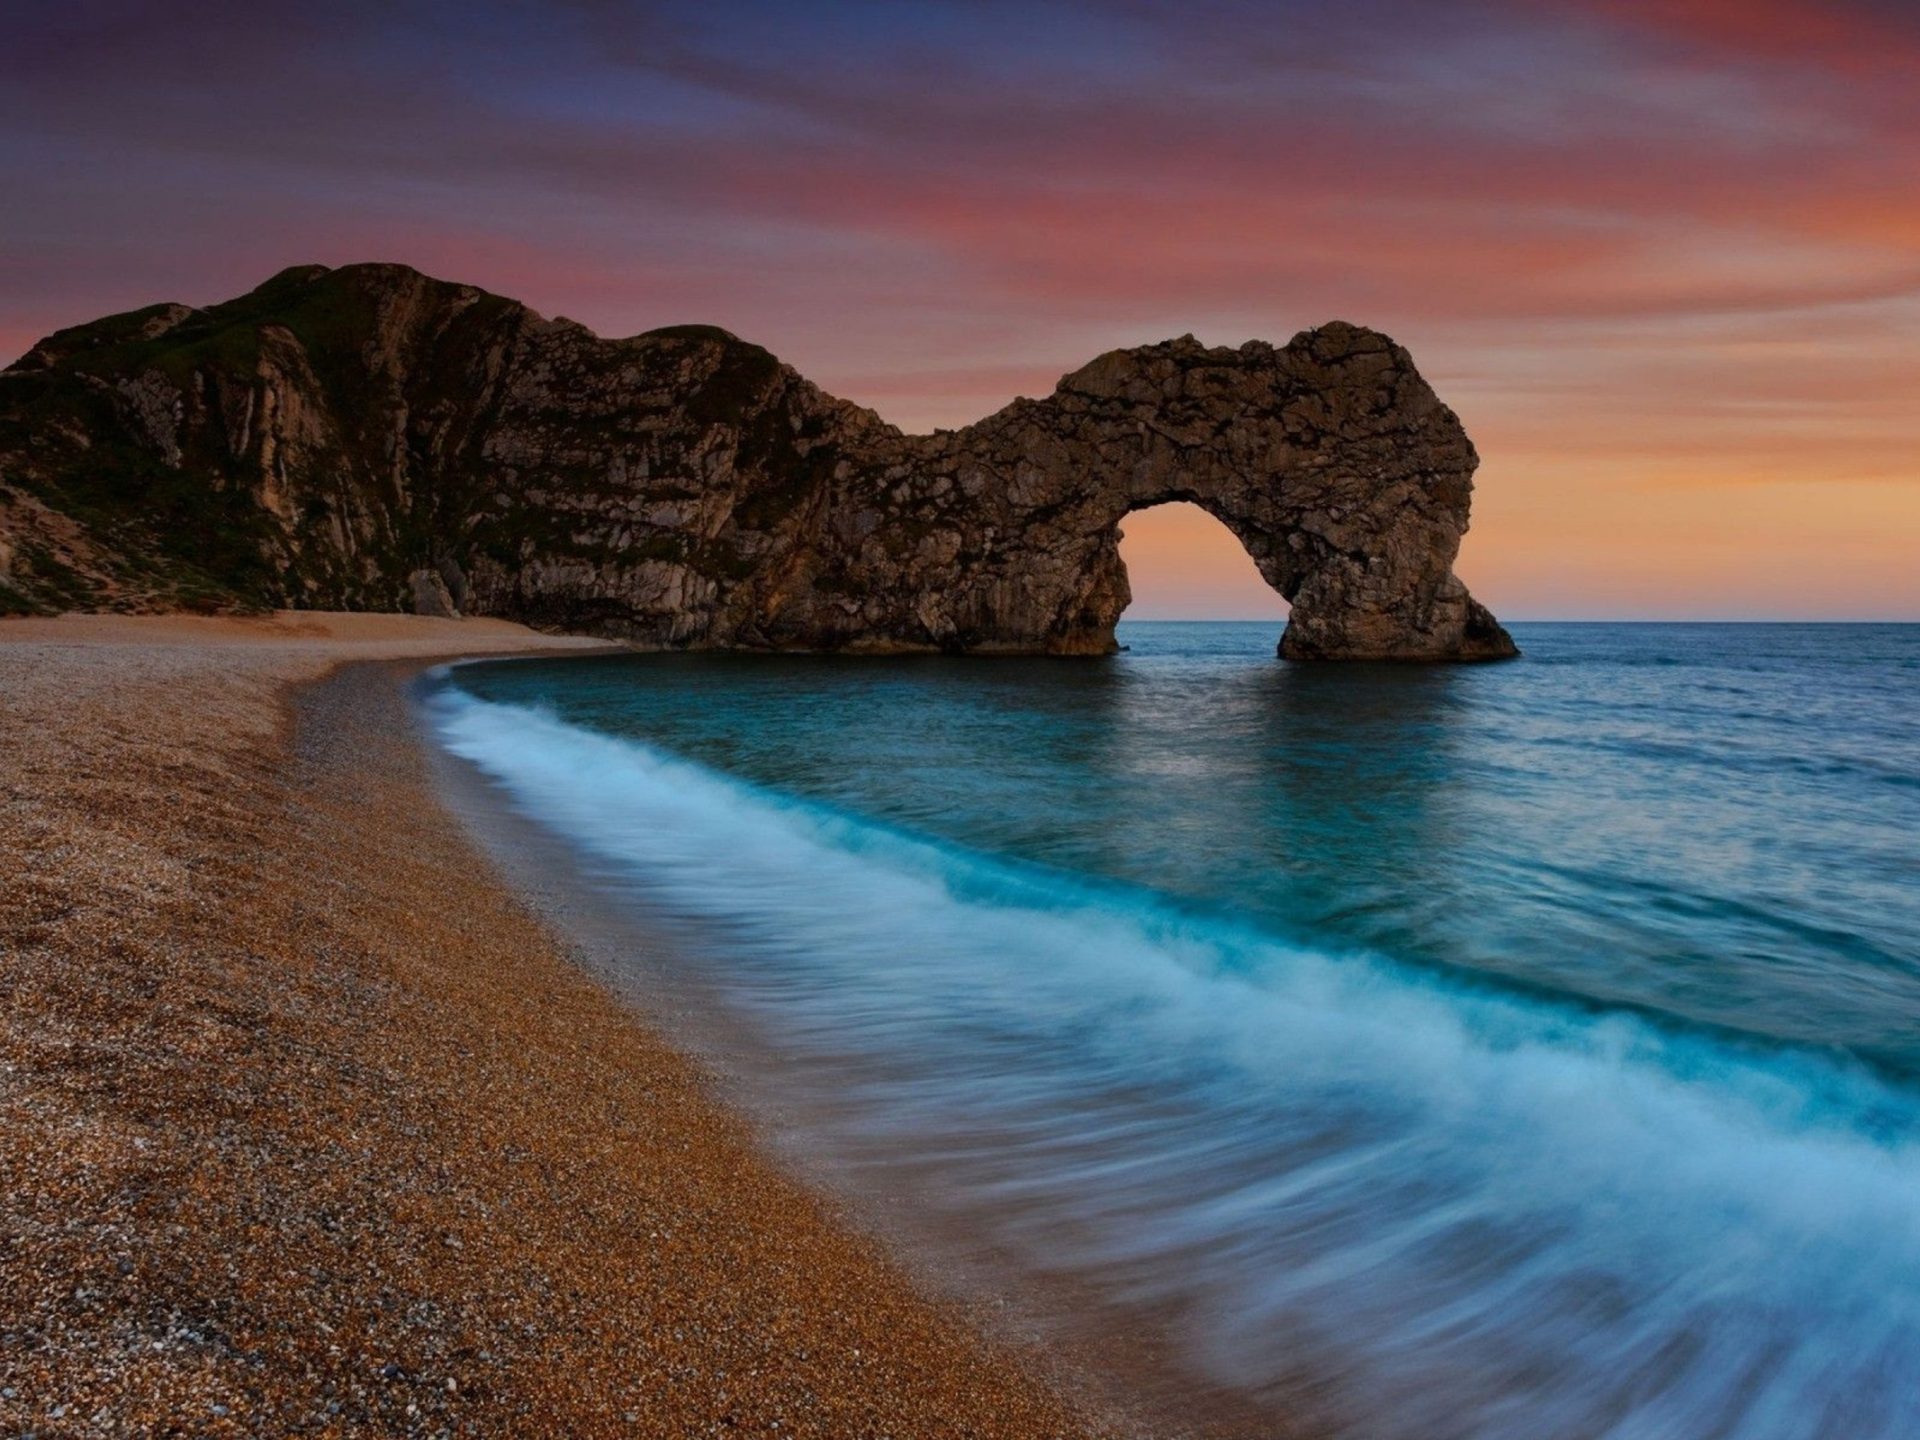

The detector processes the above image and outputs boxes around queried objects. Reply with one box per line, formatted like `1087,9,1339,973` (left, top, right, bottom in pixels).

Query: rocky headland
0,263,1514,660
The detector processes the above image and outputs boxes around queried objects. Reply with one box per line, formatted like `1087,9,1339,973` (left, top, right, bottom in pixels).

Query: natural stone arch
776,322,1517,660
2,263,1516,660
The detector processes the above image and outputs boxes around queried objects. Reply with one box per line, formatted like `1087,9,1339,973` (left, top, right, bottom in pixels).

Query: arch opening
1114,502,1290,624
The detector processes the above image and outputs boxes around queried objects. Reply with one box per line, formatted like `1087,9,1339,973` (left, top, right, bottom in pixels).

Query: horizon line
1118,616,1920,625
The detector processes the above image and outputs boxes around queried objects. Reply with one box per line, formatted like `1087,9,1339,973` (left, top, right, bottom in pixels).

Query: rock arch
771,322,1517,660
1,264,1517,660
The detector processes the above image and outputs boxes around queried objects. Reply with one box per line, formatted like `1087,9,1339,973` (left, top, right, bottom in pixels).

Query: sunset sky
4,0,1916,618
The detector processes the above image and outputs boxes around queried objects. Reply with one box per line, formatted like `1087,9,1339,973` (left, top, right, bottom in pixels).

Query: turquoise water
433,622,1920,1439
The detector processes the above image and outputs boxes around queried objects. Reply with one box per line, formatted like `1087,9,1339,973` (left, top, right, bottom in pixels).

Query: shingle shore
0,613,1113,1439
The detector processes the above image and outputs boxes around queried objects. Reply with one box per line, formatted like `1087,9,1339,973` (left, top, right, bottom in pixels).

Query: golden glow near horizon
1118,506,1291,622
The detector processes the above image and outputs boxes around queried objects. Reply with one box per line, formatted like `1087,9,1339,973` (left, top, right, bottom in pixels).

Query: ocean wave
430,684,1920,1439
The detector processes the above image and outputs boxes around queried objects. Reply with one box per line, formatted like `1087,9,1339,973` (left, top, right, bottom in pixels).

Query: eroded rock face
0,263,1514,659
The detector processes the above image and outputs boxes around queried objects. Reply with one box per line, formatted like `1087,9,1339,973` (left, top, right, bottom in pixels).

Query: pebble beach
0,613,1114,1438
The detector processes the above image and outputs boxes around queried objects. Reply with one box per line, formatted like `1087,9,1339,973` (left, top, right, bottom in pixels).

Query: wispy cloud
2,0,1914,615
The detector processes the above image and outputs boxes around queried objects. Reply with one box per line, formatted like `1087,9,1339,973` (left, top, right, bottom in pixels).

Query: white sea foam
432,687,1920,1439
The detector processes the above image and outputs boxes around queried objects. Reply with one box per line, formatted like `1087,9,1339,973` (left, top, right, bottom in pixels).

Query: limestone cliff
0,263,1515,660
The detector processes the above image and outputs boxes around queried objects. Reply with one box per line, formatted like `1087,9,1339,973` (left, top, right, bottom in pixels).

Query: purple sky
5,0,1917,617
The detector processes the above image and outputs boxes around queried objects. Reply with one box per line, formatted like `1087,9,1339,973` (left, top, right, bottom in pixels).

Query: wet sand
0,613,1117,1437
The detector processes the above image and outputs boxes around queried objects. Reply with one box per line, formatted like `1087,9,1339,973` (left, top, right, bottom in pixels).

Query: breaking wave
430,683,1920,1439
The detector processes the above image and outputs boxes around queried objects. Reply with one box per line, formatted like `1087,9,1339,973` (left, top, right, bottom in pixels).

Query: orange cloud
2,0,1914,617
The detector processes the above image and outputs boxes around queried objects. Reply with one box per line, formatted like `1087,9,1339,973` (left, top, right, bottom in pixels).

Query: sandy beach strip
0,613,1115,1438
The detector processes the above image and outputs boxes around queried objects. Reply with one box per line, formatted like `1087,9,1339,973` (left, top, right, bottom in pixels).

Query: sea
425,621,1920,1440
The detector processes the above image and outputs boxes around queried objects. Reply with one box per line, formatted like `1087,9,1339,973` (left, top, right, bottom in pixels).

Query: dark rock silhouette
0,263,1515,659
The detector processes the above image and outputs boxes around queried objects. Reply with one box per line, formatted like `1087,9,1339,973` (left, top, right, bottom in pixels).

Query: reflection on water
435,622,1920,1439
